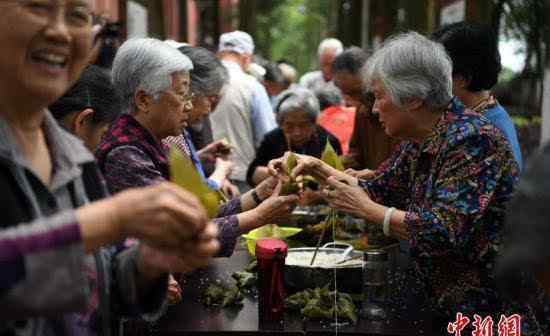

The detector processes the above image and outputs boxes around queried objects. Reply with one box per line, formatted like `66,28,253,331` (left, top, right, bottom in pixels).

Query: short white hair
275,87,320,124
112,38,193,114
363,32,452,109
318,38,343,56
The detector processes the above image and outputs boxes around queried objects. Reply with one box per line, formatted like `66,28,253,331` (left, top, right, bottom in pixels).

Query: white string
332,211,338,336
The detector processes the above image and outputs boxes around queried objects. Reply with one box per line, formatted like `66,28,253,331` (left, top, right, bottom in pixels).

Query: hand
198,140,232,162
323,176,372,219
167,274,183,304
112,182,209,252
254,175,279,200
136,222,219,278
345,168,376,179
221,179,240,199
252,181,299,225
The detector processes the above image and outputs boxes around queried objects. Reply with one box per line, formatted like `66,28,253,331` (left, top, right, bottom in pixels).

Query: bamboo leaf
286,152,298,176
320,141,344,171
169,146,220,218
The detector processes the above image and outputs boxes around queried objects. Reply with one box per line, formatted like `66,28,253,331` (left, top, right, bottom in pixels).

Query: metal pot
284,242,364,293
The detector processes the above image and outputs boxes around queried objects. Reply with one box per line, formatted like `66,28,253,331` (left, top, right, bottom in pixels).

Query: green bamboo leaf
286,152,298,176
169,146,220,218
320,141,344,171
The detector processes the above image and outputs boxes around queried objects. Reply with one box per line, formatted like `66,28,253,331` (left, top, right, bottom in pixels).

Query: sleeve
250,81,276,148
404,134,518,261
103,146,166,194
213,198,242,257
0,210,89,318
360,141,414,208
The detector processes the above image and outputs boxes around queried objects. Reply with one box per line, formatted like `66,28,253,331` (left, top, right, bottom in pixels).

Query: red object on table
256,239,288,324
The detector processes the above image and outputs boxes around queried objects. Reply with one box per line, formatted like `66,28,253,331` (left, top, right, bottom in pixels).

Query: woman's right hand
78,182,211,253
251,181,299,226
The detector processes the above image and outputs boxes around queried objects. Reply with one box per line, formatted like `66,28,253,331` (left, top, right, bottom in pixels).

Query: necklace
470,95,496,113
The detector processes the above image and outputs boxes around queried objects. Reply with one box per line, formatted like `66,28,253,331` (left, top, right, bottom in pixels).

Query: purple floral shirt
359,99,541,332
101,145,241,258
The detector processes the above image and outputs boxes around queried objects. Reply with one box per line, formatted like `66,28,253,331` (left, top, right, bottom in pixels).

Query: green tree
250,0,332,76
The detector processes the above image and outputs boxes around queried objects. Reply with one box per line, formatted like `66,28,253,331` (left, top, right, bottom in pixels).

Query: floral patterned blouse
359,99,542,332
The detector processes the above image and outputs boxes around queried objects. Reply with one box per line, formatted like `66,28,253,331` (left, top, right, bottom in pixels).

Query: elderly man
299,38,343,92
210,31,276,192
332,47,399,175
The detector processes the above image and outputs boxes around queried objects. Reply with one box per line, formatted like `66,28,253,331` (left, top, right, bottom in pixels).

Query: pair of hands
266,153,374,219
254,177,300,225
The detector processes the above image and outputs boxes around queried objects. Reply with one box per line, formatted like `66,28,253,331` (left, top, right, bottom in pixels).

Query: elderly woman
50,64,121,151
163,45,239,197
270,33,541,333
0,3,218,336
433,22,523,169
247,87,342,186
97,38,298,260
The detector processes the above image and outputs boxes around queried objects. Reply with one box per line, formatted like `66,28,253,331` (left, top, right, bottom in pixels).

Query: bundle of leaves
200,283,244,308
232,271,257,290
285,286,357,323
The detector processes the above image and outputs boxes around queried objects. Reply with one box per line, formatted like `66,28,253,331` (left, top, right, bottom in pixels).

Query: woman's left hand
323,176,372,219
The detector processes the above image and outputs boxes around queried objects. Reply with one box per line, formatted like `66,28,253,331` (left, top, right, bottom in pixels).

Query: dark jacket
246,126,342,186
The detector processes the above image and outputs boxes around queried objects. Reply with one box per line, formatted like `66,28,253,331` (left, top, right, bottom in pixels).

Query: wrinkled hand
253,181,299,225
112,182,210,252
198,140,232,162
221,179,240,199
323,176,371,219
254,175,279,200
345,168,376,179
267,152,330,182
136,220,219,278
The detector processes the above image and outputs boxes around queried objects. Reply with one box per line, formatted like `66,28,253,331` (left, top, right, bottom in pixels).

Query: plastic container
362,249,388,320
256,239,288,324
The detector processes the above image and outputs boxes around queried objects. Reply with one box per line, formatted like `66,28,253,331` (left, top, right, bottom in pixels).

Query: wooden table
128,245,433,335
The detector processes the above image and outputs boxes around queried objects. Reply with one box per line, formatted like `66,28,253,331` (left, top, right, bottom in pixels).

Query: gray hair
177,46,229,97
275,87,320,124
363,32,452,109
112,38,193,114
318,38,343,56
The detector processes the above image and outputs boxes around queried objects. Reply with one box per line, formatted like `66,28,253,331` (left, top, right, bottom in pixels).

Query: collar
418,97,464,155
0,110,94,189
0,110,93,166
221,60,243,73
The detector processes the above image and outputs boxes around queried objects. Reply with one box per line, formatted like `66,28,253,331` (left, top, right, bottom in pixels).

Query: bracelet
251,189,262,205
383,207,396,237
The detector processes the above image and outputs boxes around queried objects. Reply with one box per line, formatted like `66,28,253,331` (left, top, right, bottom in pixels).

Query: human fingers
325,176,351,191
344,168,358,178
267,157,285,176
156,183,209,233
196,221,219,242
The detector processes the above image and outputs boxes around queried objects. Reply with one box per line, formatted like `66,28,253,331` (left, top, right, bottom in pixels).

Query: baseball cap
218,31,254,55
